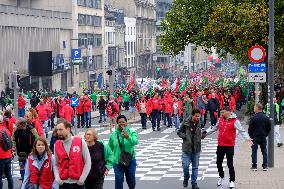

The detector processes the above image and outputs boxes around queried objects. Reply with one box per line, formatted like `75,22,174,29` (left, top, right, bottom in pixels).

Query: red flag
127,73,135,91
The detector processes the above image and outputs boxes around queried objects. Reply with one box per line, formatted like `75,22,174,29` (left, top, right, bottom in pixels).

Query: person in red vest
203,106,253,189
83,96,92,128
106,96,119,132
18,94,26,118
76,96,85,128
61,103,75,124
54,119,91,189
172,95,183,130
21,138,56,189
162,92,173,128
220,91,236,112
0,115,13,189
25,110,44,138
36,100,50,138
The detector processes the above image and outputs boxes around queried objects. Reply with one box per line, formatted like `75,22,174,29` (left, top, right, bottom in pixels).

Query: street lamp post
268,0,275,168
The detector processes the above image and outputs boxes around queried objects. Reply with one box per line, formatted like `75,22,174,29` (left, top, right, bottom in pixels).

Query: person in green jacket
122,93,130,111
108,114,138,189
90,91,97,111
264,97,283,147
85,128,114,189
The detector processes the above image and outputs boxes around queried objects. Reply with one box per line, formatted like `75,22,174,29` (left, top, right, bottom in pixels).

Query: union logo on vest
73,146,81,153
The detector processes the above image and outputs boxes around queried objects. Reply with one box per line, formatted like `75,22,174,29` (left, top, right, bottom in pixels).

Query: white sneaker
229,181,235,188
217,177,224,186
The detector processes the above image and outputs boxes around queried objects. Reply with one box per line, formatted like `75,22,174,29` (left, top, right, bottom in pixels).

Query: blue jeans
173,114,180,129
151,110,161,129
113,160,137,189
0,158,13,189
92,101,96,111
251,136,267,168
165,113,172,127
99,109,106,122
18,108,25,118
182,152,200,186
84,112,91,128
140,113,147,128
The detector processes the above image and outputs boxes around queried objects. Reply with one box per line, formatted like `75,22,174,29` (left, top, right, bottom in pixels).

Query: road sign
71,49,81,61
248,45,266,63
248,73,266,83
70,97,79,107
248,62,266,73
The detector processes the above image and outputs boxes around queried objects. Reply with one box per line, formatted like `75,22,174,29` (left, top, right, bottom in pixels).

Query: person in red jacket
76,96,85,128
3,109,16,134
203,106,252,188
220,91,236,112
162,93,173,128
21,138,56,189
149,94,163,131
62,103,75,124
0,115,13,189
172,95,183,130
36,100,50,138
25,110,45,138
106,96,119,132
83,96,92,128
18,94,26,118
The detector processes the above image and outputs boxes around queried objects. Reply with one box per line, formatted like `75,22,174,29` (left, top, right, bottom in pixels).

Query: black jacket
207,98,219,113
97,99,106,110
248,112,271,138
177,119,202,153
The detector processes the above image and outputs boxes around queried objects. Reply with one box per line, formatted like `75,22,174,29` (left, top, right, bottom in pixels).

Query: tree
161,0,284,79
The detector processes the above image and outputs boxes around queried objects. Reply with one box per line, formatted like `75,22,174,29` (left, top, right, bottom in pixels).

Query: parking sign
71,49,81,61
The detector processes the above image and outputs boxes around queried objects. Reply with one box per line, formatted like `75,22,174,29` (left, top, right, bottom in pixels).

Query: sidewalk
235,126,284,189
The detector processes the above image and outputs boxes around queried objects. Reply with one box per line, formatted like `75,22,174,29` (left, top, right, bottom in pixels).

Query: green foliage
161,0,284,66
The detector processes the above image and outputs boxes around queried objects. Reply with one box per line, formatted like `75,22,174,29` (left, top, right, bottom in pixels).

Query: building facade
155,0,172,78
107,0,156,78
75,0,104,90
124,17,136,78
0,0,73,91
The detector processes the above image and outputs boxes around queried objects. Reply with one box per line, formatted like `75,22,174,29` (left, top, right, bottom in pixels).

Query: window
77,0,85,6
78,14,86,25
93,16,102,26
94,34,102,47
131,42,133,55
87,34,94,46
128,42,130,54
86,15,93,26
93,0,101,9
94,55,103,69
86,0,93,7
131,27,132,35
78,33,87,47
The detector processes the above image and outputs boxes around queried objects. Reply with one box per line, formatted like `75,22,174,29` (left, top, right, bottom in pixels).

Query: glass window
78,14,86,25
87,34,94,46
94,34,102,47
131,42,133,55
128,42,130,54
86,15,93,26
93,0,101,9
77,0,85,6
93,16,102,27
86,0,93,7
78,33,87,47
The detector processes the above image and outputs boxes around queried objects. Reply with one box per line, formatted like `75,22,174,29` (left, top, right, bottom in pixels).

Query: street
4,114,244,189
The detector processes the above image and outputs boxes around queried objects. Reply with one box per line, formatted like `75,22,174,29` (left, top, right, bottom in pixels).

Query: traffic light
16,74,22,88
156,67,161,72
106,70,112,76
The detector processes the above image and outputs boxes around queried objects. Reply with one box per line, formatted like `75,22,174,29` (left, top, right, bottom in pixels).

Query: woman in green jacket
108,115,138,189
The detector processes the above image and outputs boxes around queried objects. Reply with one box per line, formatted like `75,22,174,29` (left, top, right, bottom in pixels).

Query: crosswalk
11,122,230,182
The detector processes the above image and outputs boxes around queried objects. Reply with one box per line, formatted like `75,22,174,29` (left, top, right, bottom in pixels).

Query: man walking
54,119,91,189
248,103,271,171
177,109,202,189
203,106,252,189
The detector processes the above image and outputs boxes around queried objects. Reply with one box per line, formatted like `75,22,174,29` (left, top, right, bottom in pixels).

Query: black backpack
0,128,12,151
14,124,36,156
